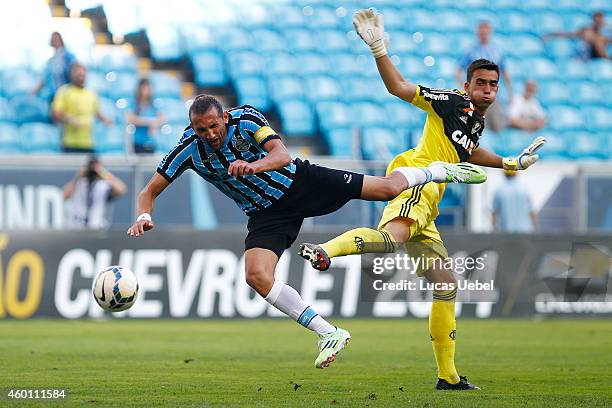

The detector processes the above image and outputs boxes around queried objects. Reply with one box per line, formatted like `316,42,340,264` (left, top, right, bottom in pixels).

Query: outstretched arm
468,146,503,168
353,9,417,103
469,136,547,170
227,138,291,177
127,172,169,236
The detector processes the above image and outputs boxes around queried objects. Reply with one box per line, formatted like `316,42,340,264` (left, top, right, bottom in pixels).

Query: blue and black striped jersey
157,105,296,214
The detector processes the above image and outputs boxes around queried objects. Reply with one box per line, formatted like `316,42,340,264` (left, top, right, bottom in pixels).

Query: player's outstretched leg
245,248,350,368
390,162,487,189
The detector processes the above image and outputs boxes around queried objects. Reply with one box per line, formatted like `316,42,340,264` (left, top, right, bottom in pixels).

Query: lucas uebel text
372,280,495,292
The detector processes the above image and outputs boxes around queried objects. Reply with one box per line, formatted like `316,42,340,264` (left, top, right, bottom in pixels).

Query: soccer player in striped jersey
299,9,545,387
127,94,486,369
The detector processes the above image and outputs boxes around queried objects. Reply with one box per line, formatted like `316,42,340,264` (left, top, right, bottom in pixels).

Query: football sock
320,228,397,258
430,287,460,384
391,163,447,186
265,280,335,335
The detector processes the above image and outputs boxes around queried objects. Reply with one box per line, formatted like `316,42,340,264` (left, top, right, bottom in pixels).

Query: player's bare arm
127,172,169,236
227,138,291,177
353,9,417,103
468,147,504,168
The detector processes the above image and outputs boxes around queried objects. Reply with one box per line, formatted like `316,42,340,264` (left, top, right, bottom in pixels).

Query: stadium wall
0,231,610,320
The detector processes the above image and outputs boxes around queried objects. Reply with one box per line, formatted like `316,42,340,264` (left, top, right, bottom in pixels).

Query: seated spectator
507,80,546,132
544,11,611,59
31,32,75,102
125,78,165,153
52,63,112,153
63,155,127,230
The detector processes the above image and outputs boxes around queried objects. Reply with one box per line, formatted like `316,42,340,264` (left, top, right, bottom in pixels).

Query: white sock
265,280,335,335
391,164,447,186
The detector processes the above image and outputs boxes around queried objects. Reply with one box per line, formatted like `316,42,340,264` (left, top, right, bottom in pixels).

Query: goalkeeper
299,9,545,390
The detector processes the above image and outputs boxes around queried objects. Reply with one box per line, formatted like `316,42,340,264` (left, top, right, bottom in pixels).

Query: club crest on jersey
234,132,250,152
460,116,468,124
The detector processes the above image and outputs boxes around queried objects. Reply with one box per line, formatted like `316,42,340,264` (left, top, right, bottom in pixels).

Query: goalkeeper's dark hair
466,59,499,82
189,94,223,119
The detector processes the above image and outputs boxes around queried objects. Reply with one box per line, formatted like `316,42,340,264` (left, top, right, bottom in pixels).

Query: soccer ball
92,266,139,312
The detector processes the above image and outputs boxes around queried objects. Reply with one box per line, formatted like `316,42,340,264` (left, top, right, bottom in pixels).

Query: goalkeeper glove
353,8,387,59
502,136,546,171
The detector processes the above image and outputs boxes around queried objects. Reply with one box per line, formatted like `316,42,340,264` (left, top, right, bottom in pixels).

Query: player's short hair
189,94,223,119
466,59,499,82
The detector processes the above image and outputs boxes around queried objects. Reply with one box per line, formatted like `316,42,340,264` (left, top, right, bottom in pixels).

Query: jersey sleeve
239,106,280,147
156,133,195,183
410,85,460,119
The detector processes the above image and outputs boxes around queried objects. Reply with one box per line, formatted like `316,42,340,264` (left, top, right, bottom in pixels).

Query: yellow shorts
377,155,449,275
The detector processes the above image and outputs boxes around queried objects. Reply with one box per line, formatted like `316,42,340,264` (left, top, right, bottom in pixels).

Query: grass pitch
0,319,610,407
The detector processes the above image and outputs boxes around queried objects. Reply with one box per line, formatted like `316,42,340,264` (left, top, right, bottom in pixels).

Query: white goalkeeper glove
502,136,547,171
353,8,387,59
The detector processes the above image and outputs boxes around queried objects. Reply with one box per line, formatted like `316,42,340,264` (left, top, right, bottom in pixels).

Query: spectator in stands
52,62,112,153
63,155,127,230
126,78,166,153
31,32,75,102
507,80,546,132
544,11,611,59
456,21,512,132
492,170,537,233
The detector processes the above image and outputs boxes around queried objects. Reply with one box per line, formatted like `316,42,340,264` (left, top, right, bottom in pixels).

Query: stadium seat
295,53,330,75
191,51,227,87
233,76,270,111
360,127,405,161
305,6,339,28
386,31,420,55
0,97,16,123
146,25,184,62
316,101,352,131
537,81,573,106
19,122,61,153
524,58,558,81
575,82,602,105
154,123,185,153
323,128,354,158
1,69,39,98
317,30,350,52
215,27,253,52
285,29,318,52
546,106,585,131
537,132,572,161
94,124,126,155
589,59,612,81
250,29,287,53
9,95,49,125
226,51,266,78
567,132,608,160
583,106,612,130
97,97,119,124
545,39,580,60
148,72,182,100
86,71,110,98
0,122,22,153
92,46,138,74
331,53,365,77
153,98,188,124
350,102,387,128
560,60,590,80
106,73,138,101
304,76,342,102
384,101,422,128
264,52,298,77
276,99,316,136
273,5,306,28
268,76,305,102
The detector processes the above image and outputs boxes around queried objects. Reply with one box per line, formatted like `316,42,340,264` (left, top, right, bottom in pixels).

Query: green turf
0,319,610,407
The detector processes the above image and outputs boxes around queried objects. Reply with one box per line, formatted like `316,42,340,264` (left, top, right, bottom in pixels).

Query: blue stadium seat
350,102,387,128
10,96,49,125
384,101,422,128
502,11,533,34
545,39,580,60
146,25,184,61
560,60,590,80
1,70,38,98
106,73,138,101
86,71,110,98
537,81,573,106
191,51,227,87
273,5,306,28
305,6,339,29
215,28,253,52
537,132,571,161
148,72,182,100
97,97,119,124
153,98,188,124
502,35,545,58
94,124,126,155
316,101,352,131
269,76,305,102
575,82,602,105
546,105,585,130
361,127,405,161
498,129,538,157
583,107,612,130
386,31,420,54
251,29,287,53
233,77,270,111
423,33,454,57
264,52,298,77
304,76,342,102
295,53,330,75
226,51,266,78
285,29,318,52
567,132,608,160
0,98,15,123
525,58,558,81
0,122,21,153
20,122,61,153
589,60,612,81
94,47,138,74
323,128,354,158
331,53,364,77
341,76,390,103
437,10,472,33
399,55,431,79
530,12,565,34
317,30,350,52
154,123,184,153
277,99,316,136
377,7,403,30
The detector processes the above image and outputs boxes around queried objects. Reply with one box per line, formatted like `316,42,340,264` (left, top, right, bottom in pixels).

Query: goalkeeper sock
265,280,335,335
391,164,448,186
320,227,397,258
430,287,460,384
